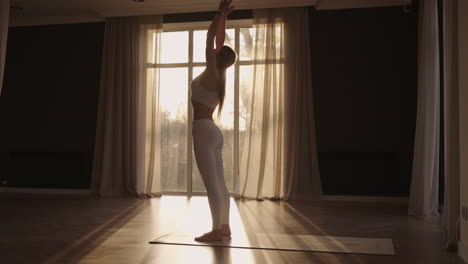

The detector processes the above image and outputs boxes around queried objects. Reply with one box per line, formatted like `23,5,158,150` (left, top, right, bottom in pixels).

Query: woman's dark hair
216,45,237,117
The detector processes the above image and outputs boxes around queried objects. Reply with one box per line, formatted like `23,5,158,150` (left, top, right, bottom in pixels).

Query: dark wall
310,7,418,196
0,22,104,188
0,7,418,195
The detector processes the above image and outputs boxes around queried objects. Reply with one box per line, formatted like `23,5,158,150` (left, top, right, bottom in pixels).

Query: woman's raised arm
206,0,234,70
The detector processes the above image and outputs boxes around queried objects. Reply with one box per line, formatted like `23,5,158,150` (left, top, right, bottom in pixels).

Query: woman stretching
191,0,237,242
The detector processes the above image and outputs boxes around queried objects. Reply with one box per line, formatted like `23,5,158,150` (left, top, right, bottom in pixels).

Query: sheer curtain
282,7,322,200
235,9,284,199
235,7,321,200
408,0,440,217
91,15,163,197
442,0,460,251
0,0,9,95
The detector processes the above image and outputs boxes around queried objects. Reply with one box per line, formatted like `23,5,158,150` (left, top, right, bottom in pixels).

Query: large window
150,20,283,194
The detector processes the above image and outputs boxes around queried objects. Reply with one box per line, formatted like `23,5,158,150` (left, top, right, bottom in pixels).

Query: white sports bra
191,77,219,109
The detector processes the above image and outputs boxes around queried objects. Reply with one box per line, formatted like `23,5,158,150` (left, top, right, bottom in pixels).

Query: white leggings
192,119,230,230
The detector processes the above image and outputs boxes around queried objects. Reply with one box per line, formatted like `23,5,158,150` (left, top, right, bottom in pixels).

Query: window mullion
187,30,194,194
233,27,240,194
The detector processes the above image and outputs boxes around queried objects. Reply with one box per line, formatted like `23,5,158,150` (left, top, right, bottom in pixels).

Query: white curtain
408,0,440,217
442,0,460,251
91,15,163,197
235,7,321,200
0,0,9,95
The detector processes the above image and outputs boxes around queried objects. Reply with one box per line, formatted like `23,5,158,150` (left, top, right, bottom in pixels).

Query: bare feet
221,224,231,238
195,229,223,242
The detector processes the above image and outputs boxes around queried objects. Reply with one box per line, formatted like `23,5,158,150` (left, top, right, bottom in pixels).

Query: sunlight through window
149,21,284,194
160,31,188,63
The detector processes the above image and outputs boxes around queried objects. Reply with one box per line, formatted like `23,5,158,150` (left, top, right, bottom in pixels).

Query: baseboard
0,188,408,203
0,187,91,195
320,195,409,203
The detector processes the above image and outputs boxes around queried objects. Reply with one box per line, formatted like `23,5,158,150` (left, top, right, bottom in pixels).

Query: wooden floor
0,193,465,264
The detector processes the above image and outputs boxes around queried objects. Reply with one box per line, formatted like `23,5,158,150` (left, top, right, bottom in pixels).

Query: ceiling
8,0,412,27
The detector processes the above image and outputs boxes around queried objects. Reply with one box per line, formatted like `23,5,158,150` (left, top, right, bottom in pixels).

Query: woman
191,0,237,242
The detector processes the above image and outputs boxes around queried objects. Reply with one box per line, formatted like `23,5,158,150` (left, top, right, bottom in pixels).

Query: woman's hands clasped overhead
218,0,234,15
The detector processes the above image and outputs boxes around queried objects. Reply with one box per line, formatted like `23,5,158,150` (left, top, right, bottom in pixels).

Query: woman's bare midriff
192,100,217,120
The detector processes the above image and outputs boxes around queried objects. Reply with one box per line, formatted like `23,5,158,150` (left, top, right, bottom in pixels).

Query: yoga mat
149,232,395,255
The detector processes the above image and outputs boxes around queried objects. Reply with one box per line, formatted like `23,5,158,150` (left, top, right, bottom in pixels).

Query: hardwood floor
0,193,464,264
